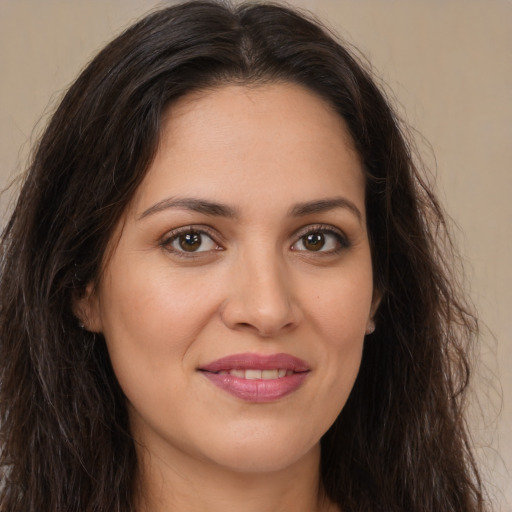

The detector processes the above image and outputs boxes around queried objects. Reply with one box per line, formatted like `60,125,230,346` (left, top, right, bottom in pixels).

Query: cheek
97,258,221,395
309,264,374,340
304,263,373,403
101,256,217,337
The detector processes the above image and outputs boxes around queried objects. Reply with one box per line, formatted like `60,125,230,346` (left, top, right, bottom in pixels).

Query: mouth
198,353,310,402
214,368,295,379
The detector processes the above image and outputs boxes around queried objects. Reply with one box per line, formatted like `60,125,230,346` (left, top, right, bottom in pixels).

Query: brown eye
179,232,202,252
166,230,218,254
291,227,348,254
303,232,325,251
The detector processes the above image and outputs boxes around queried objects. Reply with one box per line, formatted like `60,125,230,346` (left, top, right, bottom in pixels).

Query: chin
201,427,321,475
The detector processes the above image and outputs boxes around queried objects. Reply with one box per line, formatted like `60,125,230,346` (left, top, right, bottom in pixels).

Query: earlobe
365,320,375,335
72,283,103,333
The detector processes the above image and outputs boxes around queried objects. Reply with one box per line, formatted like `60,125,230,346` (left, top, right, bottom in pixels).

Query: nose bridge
221,242,299,337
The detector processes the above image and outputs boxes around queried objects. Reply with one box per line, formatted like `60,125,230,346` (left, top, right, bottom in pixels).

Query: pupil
305,232,324,251
179,232,201,251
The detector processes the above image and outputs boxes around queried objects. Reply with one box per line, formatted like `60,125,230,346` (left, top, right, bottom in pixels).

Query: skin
78,83,378,512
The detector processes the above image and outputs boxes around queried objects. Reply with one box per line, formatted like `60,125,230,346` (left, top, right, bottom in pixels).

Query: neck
134,442,338,512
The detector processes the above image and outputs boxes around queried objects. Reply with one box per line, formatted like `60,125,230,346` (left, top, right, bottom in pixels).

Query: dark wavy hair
0,1,485,511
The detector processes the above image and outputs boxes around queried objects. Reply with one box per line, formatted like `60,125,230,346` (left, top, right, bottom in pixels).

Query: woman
0,1,486,511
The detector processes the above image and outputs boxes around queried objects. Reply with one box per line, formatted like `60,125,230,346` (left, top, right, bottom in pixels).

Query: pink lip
199,353,310,403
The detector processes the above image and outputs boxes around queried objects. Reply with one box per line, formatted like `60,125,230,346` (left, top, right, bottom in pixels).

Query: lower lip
201,371,309,402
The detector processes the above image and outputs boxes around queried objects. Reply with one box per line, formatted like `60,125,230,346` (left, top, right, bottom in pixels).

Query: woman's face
81,83,377,475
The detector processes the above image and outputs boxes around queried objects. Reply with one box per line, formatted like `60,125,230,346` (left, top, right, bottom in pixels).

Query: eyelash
160,224,350,258
291,224,350,255
160,225,222,259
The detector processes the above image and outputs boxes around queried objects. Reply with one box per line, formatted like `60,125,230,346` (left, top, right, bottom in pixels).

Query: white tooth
218,370,228,375
278,369,286,378
245,369,262,380
262,369,278,380
286,370,293,376
230,369,245,378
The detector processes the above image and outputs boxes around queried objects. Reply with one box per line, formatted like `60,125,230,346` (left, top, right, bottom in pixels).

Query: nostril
219,291,301,337
233,321,284,338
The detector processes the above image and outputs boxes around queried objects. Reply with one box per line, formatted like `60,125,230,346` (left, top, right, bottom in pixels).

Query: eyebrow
138,197,238,220
289,197,363,223
138,195,362,222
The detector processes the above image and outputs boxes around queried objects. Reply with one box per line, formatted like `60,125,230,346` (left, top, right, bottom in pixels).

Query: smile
216,369,293,379
199,353,310,402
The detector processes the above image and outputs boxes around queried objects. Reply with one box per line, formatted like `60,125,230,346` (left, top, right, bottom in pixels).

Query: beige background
1,0,510,509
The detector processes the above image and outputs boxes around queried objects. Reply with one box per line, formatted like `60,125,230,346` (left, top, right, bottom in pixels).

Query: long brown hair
0,1,485,511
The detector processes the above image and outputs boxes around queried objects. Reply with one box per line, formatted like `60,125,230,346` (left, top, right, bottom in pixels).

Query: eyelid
293,223,345,239
291,223,350,252
160,225,224,256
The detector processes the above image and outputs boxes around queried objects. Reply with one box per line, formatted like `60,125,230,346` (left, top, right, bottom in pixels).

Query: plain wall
1,0,510,509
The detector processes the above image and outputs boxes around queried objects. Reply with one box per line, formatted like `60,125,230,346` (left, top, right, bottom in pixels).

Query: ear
73,283,103,333
370,288,382,317
366,288,382,335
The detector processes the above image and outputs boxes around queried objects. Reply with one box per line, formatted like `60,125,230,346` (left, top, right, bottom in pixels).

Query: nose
220,252,301,338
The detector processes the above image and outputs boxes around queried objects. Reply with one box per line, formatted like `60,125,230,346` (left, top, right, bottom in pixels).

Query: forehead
130,82,365,219
160,82,357,158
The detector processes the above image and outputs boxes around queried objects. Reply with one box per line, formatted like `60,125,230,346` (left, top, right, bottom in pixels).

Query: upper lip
199,353,310,373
